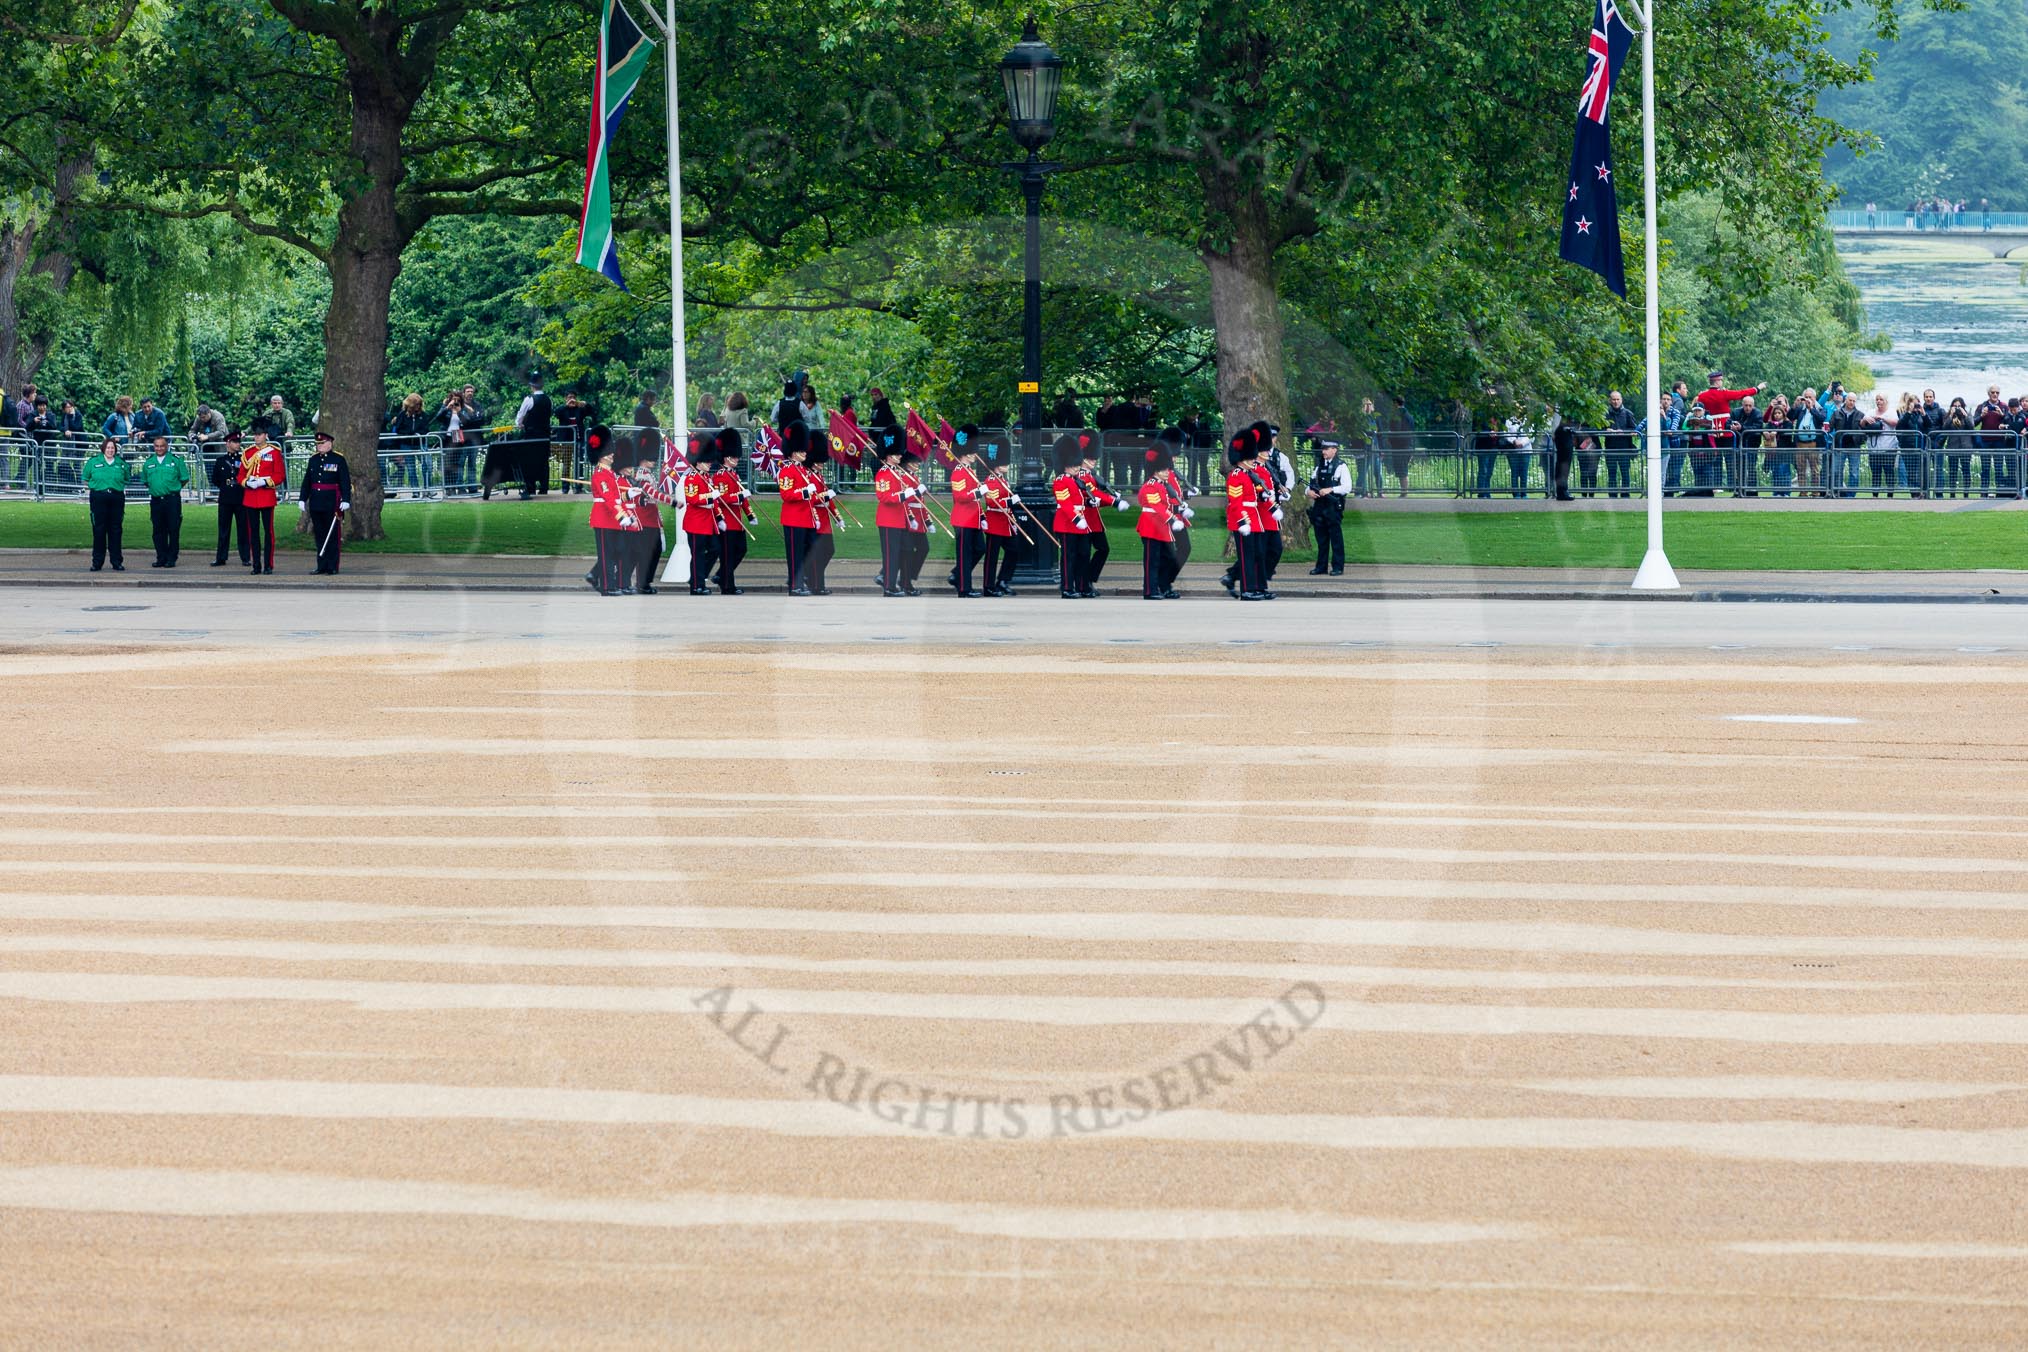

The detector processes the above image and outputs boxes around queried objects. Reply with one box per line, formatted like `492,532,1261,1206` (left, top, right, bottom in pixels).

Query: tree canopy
7,0,1963,522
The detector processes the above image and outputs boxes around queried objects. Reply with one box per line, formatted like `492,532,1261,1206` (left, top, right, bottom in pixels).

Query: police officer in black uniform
210,430,249,567
298,431,352,575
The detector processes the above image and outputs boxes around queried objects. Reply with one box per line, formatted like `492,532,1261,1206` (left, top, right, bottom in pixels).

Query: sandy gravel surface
3,626,2027,1347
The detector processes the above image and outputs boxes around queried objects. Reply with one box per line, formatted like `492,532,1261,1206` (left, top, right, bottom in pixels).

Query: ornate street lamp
1000,15,1063,582
997,13,1062,583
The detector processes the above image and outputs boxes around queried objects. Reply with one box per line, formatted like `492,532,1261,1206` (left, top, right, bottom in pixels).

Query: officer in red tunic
710,427,751,594
777,423,820,594
1134,459,1178,599
947,426,987,597
1251,420,1289,589
979,437,1017,597
1224,431,1268,600
1151,428,1194,592
586,428,626,596
1051,434,1093,598
630,447,666,594
805,428,838,593
1073,431,1120,592
237,427,287,575
896,440,931,595
871,426,912,597
681,437,724,595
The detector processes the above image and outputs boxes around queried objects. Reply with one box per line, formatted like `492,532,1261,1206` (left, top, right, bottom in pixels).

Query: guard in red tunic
1074,432,1120,591
237,427,286,575
711,427,751,595
896,441,931,595
630,447,666,594
980,439,1017,597
947,426,987,597
681,437,724,595
1152,427,1193,592
1051,433,1093,598
805,429,838,593
778,423,820,594
1225,431,1268,600
871,426,912,597
586,428,626,596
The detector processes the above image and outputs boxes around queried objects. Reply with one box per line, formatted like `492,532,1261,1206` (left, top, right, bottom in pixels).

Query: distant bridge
1831,223,2028,259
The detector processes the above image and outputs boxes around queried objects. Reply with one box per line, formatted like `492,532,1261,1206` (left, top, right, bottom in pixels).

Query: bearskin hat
782,422,810,457
714,427,743,463
1054,432,1084,472
586,424,617,459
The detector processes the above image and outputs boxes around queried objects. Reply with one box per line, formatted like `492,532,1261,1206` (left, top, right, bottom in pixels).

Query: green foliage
1824,0,2028,208
1660,195,1877,399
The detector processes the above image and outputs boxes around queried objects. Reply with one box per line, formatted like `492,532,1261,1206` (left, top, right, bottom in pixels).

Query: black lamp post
999,15,1063,583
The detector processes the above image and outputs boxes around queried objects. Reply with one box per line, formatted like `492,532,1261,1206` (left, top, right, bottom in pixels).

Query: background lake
1836,235,2028,398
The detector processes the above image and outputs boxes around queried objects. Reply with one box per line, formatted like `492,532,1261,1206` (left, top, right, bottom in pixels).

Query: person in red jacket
1134,466,1176,599
980,445,1018,597
236,426,286,575
777,423,821,594
680,436,723,595
1142,435,1186,598
629,448,665,594
1051,434,1093,598
1151,428,1194,590
805,428,838,594
1224,432,1268,600
710,427,750,594
1074,432,1121,592
895,440,932,595
585,429,626,596
871,425,913,597
1693,371,1764,430
947,427,987,597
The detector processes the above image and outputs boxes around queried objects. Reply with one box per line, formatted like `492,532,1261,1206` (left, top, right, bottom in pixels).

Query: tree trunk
0,154,86,392
321,63,418,541
1203,179,1307,547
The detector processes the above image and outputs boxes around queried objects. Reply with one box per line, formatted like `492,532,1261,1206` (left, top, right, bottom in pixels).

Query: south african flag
575,0,656,289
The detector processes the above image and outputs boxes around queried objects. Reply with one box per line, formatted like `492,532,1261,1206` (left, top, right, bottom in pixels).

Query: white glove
295,501,307,513
1181,507,1195,520
800,486,815,500
1272,508,1285,524
900,485,918,499
823,489,837,501
247,476,268,489
1238,521,1253,536
340,502,350,511
926,520,938,535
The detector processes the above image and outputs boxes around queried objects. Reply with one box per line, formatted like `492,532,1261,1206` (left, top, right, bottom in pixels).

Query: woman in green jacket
80,437,130,571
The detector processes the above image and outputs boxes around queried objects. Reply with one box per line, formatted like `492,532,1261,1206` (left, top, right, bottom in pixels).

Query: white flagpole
1626,0,1678,590
652,0,692,587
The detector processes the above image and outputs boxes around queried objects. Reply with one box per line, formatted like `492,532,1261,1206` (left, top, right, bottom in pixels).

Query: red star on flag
1568,182,1579,201
1575,217,1593,234
1596,162,1611,181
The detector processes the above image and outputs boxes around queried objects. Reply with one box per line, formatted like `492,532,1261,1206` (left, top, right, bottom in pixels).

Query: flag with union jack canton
1559,0,1634,296
750,424,785,480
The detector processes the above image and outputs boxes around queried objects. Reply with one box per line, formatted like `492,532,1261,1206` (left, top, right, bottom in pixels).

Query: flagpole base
660,526,690,586
1630,547,1680,591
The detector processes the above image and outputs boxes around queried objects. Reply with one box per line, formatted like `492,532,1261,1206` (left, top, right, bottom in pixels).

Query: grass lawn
3,498,2024,570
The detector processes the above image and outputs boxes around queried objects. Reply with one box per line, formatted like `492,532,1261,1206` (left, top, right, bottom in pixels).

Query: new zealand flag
1559,0,1635,295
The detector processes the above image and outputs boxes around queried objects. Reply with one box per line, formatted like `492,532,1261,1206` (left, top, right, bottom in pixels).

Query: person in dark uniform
210,431,250,566
81,437,130,572
1304,439,1350,574
512,372,554,498
298,431,352,574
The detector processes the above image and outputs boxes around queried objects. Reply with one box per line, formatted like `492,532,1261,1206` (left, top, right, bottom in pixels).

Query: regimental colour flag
828,406,870,468
575,0,656,290
1558,0,1634,296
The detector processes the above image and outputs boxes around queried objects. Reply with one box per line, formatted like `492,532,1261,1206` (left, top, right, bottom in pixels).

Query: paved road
6,585,2028,654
